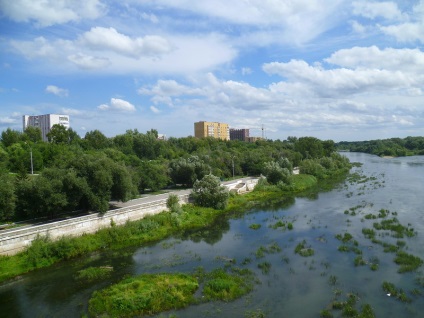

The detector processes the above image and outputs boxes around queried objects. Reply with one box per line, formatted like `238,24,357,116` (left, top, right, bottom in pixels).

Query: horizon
1,1,424,142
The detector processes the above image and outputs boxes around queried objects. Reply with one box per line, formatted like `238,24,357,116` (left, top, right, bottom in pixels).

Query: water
1,153,423,317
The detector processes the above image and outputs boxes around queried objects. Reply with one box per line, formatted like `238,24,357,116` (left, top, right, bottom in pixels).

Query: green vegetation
1,127,351,223
394,251,423,273
249,223,261,230
191,174,229,209
75,266,113,283
88,268,255,317
337,136,424,157
322,292,376,318
382,281,411,303
294,240,315,257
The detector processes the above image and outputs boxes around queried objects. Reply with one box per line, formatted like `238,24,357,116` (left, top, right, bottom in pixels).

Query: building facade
23,114,70,142
230,128,250,141
194,121,230,140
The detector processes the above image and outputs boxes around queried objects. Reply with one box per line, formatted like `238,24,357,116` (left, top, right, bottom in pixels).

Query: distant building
23,114,70,142
230,128,250,141
194,121,230,140
248,136,263,143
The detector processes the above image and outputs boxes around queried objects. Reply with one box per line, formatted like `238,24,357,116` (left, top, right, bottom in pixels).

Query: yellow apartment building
194,121,230,140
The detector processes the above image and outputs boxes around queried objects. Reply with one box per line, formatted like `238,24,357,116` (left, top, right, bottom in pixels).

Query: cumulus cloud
79,27,173,58
45,85,68,97
0,0,105,27
98,98,136,112
352,1,404,20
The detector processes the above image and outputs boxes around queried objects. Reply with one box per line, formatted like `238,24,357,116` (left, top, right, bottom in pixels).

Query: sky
1,0,424,142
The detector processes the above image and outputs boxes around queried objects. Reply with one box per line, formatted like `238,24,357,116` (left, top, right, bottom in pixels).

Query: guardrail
0,193,190,256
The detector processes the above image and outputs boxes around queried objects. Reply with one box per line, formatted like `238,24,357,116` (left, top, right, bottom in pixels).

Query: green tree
83,130,110,150
135,161,169,193
1,128,22,147
0,173,16,221
169,156,210,187
24,126,42,143
294,137,324,159
191,174,229,209
262,161,291,185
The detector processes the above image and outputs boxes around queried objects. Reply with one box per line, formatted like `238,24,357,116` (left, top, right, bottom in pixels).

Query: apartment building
229,128,250,141
194,121,230,140
23,114,70,142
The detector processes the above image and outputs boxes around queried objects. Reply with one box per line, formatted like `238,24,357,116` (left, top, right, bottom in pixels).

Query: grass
294,240,315,257
88,267,256,317
75,266,113,283
394,251,423,273
382,281,411,303
249,223,261,230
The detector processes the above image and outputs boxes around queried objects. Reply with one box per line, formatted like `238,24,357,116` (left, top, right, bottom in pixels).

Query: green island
88,267,256,318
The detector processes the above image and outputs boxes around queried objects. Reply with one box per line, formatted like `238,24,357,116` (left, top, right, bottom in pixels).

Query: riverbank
0,174,323,283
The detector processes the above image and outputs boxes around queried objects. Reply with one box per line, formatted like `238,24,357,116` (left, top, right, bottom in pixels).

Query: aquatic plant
394,251,423,273
75,266,113,283
295,240,314,257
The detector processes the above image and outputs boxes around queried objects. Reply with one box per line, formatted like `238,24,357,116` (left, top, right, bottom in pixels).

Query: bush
191,174,229,210
166,194,182,214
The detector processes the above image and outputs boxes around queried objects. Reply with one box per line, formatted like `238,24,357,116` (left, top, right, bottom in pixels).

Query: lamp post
25,142,34,174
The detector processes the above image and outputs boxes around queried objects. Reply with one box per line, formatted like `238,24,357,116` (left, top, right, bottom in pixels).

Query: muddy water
1,152,423,317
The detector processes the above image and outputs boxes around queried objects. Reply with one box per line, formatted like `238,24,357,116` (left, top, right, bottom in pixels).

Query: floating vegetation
294,240,315,257
257,262,271,274
382,281,411,303
354,256,367,267
89,267,256,317
254,242,282,259
321,292,376,318
373,217,416,238
269,219,294,230
394,251,423,273
249,224,261,230
74,266,113,283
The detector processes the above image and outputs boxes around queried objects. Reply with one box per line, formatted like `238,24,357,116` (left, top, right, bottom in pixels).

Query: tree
169,156,210,187
1,128,22,147
0,173,16,221
47,125,80,144
294,137,324,159
262,161,291,185
191,174,229,210
83,130,110,150
135,161,169,193
24,126,42,143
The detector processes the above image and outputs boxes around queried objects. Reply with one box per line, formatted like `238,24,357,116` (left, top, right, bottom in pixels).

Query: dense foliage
337,136,424,157
0,125,346,222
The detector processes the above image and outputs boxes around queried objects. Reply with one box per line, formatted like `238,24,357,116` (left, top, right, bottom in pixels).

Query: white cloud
352,1,404,20
0,0,105,27
45,85,68,97
67,53,110,70
325,46,424,73
80,27,173,58
380,23,424,43
9,32,236,75
61,108,85,116
150,106,161,113
98,98,136,112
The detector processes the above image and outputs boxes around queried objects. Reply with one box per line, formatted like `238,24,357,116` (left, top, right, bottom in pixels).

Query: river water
1,152,423,317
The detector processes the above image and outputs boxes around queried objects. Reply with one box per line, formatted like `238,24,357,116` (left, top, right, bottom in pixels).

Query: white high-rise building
23,114,70,142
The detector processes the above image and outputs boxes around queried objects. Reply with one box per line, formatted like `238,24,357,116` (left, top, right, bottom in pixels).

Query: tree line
0,126,350,222
337,136,424,157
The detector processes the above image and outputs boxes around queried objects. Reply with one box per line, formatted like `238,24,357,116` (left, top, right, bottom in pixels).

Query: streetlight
25,142,34,174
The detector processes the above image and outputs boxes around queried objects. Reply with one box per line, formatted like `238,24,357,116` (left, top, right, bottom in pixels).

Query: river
1,152,423,317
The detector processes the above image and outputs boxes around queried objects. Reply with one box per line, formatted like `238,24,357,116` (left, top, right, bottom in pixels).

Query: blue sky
1,0,424,141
